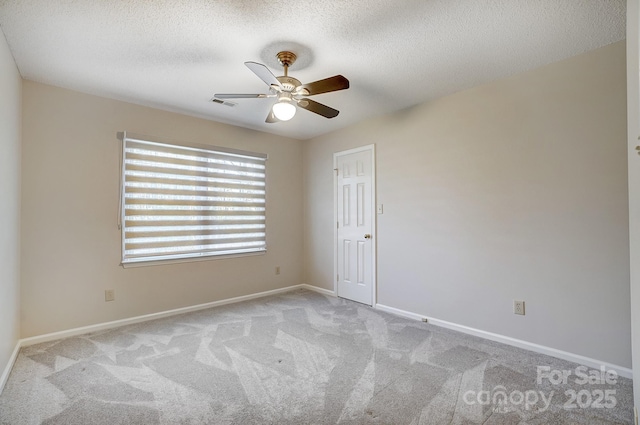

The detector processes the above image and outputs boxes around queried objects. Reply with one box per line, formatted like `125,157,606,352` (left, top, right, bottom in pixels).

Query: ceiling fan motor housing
276,76,301,92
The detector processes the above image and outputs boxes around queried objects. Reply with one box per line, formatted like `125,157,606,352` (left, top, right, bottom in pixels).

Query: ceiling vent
210,98,237,107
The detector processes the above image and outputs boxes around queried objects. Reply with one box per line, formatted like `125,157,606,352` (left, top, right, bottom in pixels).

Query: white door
335,145,375,306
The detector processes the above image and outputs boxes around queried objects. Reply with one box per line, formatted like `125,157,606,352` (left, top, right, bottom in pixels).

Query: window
119,132,267,265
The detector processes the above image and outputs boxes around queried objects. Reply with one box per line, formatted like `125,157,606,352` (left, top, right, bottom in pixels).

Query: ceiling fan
214,51,349,123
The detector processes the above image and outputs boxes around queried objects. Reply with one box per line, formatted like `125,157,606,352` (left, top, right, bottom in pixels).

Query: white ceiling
0,1,626,140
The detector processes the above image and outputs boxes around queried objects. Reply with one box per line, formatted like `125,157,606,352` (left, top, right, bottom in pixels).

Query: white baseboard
4,284,324,394
299,283,337,297
375,303,425,321
0,341,21,395
0,283,337,393
375,303,633,380
20,284,310,348
17,284,336,349
6,284,629,396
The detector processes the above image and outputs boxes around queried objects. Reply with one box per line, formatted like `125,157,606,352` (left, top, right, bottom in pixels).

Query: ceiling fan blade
245,62,282,88
265,110,279,123
297,99,340,119
214,93,270,99
299,75,349,96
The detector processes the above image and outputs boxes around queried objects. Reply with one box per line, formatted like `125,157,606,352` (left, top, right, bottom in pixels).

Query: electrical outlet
275,266,280,275
105,289,115,302
514,300,525,315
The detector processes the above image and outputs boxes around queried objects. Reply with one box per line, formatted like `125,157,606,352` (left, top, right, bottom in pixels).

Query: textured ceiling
0,0,626,140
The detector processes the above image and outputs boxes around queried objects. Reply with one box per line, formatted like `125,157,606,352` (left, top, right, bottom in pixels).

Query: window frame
118,132,268,267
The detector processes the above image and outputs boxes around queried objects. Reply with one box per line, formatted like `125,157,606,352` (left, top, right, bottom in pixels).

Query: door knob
364,234,371,239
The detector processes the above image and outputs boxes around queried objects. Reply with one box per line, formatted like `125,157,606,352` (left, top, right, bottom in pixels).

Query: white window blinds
120,133,267,265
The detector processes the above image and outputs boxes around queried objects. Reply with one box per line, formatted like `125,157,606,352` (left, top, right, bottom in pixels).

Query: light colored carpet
0,289,634,424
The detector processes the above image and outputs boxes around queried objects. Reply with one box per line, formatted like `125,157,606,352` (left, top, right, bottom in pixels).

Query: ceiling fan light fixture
272,97,296,121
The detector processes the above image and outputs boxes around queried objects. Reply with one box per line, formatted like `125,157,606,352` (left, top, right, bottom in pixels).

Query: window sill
120,250,266,268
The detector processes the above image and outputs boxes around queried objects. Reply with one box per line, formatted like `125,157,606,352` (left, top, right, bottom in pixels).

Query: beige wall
304,41,631,368
0,29,21,376
20,81,303,337
626,0,640,411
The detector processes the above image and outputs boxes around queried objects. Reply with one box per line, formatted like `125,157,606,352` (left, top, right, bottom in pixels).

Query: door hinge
337,221,339,229
334,168,339,176
337,274,339,282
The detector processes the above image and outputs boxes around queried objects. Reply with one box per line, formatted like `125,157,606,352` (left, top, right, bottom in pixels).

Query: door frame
333,144,377,306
